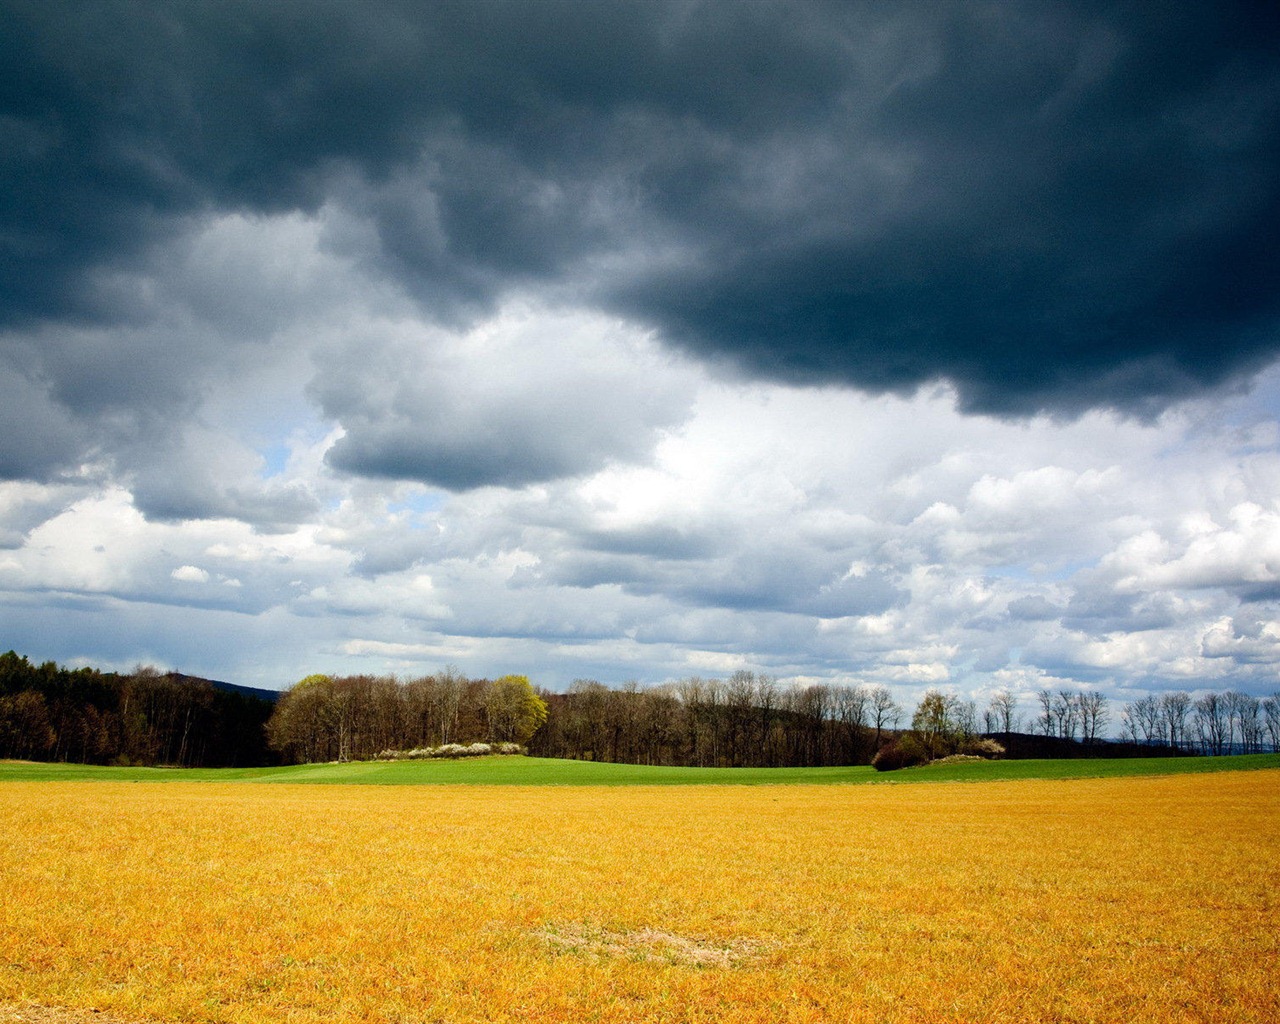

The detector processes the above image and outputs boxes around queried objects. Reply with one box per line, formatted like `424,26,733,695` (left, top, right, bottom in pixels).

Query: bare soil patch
536,923,775,968
0,1006,144,1024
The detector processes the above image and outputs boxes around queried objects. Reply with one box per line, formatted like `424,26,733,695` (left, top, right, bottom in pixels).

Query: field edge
1,752,1278,786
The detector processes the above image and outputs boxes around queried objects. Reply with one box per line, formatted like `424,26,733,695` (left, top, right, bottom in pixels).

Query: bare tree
567,678,610,761
1120,700,1140,743
987,690,1018,735
868,685,900,749
1077,691,1109,745
830,684,869,764
755,674,780,766
636,685,679,765
1036,689,1055,736
1222,691,1248,753
1128,695,1162,744
788,685,830,766
601,681,642,763
1159,691,1192,749
1235,693,1262,753
1193,692,1228,755
1217,691,1262,754
1263,693,1280,753
701,677,727,766
674,676,707,765
433,666,464,745
725,670,757,767
1053,690,1079,740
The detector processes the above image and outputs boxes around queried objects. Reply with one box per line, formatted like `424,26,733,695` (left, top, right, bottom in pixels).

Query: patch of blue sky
255,415,334,479
389,491,446,519
259,442,292,478
1186,364,1280,446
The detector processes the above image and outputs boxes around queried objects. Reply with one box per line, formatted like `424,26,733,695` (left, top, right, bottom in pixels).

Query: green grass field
2,752,1277,785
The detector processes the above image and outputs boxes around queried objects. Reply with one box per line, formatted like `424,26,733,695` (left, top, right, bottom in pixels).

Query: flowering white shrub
373,742,526,761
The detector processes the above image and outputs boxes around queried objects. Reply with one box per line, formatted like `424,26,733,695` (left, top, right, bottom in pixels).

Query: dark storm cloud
0,363,86,480
4,0,1279,424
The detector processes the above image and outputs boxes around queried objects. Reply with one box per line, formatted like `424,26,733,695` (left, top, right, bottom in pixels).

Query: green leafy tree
267,674,337,763
485,675,548,744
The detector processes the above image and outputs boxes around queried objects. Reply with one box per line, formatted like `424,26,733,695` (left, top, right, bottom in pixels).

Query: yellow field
1,773,1277,1024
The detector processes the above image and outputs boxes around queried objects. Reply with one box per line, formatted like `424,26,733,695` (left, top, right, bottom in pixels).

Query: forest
0,650,274,767
4,649,1279,769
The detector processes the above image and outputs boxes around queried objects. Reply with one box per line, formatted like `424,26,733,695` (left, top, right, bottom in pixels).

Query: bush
872,732,1006,771
872,733,929,771
960,737,1006,759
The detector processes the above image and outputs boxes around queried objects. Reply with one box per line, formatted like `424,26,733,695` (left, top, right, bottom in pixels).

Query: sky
2,1,1280,712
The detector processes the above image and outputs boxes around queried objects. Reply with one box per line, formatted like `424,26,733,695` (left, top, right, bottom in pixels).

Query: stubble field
1,770,1277,1024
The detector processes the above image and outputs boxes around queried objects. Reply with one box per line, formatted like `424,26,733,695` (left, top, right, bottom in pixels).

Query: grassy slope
2,752,1278,785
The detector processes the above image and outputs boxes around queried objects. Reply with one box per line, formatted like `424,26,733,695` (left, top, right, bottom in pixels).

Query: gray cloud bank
4,0,1278,461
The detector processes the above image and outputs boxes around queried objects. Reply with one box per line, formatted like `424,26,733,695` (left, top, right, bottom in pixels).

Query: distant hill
167,672,281,704
0,650,279,767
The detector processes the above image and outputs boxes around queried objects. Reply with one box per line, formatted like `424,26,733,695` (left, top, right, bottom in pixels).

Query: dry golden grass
1,772,1276,1024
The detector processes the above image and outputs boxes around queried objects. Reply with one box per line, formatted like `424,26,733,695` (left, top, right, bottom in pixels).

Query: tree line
529,674,904,767
1119,689,1280,755
261,670,904,768
5,645,1278,769
264,671,548,763
0,650,274,767
924,684,1280,757
532,678,1280,767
